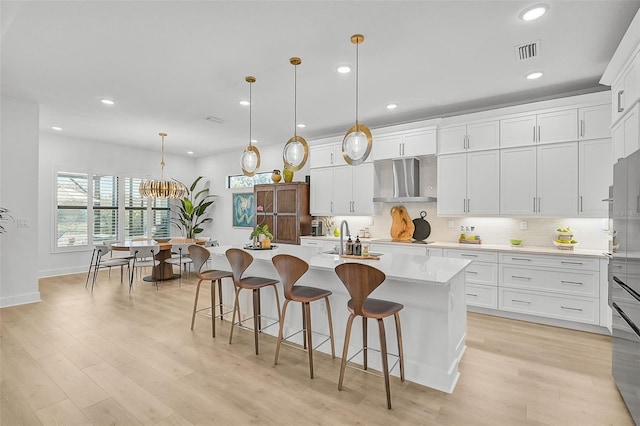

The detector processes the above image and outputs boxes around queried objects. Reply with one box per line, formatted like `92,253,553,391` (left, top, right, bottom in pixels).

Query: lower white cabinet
444,249,498,309
499,289,598,324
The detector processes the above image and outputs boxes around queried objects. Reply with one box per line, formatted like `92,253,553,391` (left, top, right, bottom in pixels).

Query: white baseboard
0,292,41,308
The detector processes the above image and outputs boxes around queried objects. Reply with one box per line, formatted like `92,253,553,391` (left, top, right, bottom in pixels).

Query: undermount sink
321,249,384,257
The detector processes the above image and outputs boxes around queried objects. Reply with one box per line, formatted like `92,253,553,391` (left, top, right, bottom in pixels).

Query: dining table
111,238,206,281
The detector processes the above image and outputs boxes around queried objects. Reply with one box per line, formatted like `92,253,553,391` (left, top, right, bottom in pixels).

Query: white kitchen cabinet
579,104,611,140
611,52,639,125
371,128,436,160
500,109,578,148
437,150,499,215
438,120,499,154
500,142,578,216
444,249,498,310
578,138,613,217
309,167,334,215
612,103,640,162
332,163,375,215
310,143,340,168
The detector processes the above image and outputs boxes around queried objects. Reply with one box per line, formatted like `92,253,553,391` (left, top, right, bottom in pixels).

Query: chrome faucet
339,220,350,255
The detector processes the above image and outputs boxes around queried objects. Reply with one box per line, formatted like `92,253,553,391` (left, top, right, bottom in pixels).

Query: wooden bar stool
226,248,281,355
334,262,405,410
189,245,233,338
272,254,335,379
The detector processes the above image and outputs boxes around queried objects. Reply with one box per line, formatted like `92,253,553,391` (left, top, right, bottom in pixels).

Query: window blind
93,175,118,242
125,177,147,239
56,172,89,247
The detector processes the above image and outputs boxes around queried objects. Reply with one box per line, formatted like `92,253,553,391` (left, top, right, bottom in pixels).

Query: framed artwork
232,192,254,228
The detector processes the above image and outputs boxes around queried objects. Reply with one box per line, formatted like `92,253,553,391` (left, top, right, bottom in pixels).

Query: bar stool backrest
272,254,309,299
334,263,386,316
225,248,253,284
189,244,210,276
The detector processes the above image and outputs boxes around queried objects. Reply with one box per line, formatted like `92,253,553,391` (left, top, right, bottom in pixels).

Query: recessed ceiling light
100,98,115,105
337,66,351,74
386,103,398,110
520,4,548,21
526,71,543,80
187,151,194,155
51,126,63,131
239,100,250,106
251,139,258,144
296,123,306,128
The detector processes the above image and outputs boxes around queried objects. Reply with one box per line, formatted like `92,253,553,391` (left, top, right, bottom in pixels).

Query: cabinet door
438,125,466,154
467,150,500,215
536,109,578,145
537,142,578,216
579,139,612,217
500,146,536,215
613,119,626,162
310,144,338,168
351,163,374,215
332,165,353,214
310,168,334,215
500,115,536,148
404,129,437,156
274,184,299,243
579,104,611,140
466,120,499,151
371,134,402,160
437,153,467,215
624,105,639,157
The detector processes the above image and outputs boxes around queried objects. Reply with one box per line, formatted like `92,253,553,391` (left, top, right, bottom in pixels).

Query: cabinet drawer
499,288,598,324
465,262,498,286
444,249,498,263
499,253,599,271
500,266,598,297
466,284,497,309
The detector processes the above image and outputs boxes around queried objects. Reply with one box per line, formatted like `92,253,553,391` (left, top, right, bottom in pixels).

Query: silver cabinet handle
330,201,334,212
461,253,478,257
538,197,541,213
561,306,583,312
580,195,583,213
561,261,583,265
467,198,470,213
466,270,478,274
511,257,531,261
511,275,531,280
330,152,334,164
618,90,625,113
580,119,585,137
560,280,583,286
467,135,471,150
533,197,536,213
512,299,531,304
467,293,478,297
533,126,536,143
538,125,541,142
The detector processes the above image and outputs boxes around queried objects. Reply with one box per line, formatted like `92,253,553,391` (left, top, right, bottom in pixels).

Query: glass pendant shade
282,57,309,171
241,76,261,177
342,34,372,166
139,132,187,199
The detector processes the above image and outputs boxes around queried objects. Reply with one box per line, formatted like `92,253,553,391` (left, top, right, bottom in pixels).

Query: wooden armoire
254,182,311,245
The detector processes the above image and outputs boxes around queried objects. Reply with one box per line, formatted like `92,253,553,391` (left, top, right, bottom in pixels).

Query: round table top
111,238,206,251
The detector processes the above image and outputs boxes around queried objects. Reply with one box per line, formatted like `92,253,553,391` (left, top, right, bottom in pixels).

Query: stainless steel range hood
372,158,437,203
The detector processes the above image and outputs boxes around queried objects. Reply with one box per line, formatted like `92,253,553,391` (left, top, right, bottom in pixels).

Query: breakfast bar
207,244,470,393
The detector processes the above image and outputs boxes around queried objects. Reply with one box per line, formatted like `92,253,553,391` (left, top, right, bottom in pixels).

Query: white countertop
299,236,607,258
209,244,470,286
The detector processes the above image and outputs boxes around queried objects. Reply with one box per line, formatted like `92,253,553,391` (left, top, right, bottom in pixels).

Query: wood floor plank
81,397,144,426
0,378,43,426
35,399,92,426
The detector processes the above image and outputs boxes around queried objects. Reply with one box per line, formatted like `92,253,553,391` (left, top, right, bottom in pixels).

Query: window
124,177,147,239
93,175,118,243
56,172,89,247
227,171,272,189
152,198,171,239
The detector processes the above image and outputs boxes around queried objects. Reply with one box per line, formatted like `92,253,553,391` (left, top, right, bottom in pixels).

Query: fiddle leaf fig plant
173,176,215,239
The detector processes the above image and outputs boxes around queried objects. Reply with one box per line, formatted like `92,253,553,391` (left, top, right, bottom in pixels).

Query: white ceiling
1,1,638,157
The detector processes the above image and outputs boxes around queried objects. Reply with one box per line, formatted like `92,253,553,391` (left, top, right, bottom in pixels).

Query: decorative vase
271,169,282,183
333,227,340,237
283,168,294,182
261,238,271,249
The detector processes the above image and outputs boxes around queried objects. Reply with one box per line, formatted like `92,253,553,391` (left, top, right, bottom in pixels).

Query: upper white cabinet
309,167,334,215
371,128,436,160
579,138,613,217
310,142,340,169
310,163,374,216
613,103,640,161
438,120,499,154
579,104,611,140
500,109,578,148
437,150,500,215
611,53,639,125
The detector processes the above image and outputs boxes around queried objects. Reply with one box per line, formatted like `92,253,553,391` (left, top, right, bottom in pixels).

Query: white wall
1,95,41,307
38,133,197,277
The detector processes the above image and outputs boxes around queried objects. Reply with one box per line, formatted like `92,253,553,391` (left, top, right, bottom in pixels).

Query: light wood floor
0,271,633,425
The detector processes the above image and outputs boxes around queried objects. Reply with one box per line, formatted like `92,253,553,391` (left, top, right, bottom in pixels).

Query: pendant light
139,132,187,199
241,76,261,176
342,34,372,166
282,57,309,171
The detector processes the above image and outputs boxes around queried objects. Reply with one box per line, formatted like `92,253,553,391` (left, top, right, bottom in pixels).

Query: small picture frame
232,192,254,228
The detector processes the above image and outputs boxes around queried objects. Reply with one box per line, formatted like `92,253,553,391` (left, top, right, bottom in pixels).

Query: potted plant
250,224,273,248
173,176,215,239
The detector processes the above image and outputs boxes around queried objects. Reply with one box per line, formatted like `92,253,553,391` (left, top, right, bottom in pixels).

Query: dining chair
129,245,160,292
165,242,193,287
86,243,130,292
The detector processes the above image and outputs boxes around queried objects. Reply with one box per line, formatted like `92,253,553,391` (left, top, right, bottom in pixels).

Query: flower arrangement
250,201,273,248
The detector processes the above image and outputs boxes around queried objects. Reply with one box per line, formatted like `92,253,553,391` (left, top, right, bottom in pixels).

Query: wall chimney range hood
373,158,437,203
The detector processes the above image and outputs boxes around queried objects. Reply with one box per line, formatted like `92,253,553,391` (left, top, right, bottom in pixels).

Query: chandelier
241,76,261,176
282,57,308,171
139,132,187,199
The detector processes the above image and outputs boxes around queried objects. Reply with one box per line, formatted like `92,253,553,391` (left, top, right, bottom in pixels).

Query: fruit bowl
553,240,579,250
557,232,574,239
509,239,523,246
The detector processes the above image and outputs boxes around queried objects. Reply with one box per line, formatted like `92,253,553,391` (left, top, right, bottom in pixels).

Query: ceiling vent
515,40,540,61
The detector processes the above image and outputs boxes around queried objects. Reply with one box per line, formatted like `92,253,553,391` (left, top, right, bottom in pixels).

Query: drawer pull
561,261,583,265
466,270,478,275
561,306,583,312
461,254,478,257
512,299,531,304
466,293,478,297
512,275,531,280
560,280,583,286
511,257,531,261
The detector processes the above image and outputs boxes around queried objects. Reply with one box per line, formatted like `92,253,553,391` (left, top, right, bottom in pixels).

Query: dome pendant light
282,57,309,171
342,34,372,166
241,76,261,176
139,132,187,199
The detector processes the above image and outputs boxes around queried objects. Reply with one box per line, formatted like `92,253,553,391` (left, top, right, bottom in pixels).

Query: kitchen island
207,244,470,393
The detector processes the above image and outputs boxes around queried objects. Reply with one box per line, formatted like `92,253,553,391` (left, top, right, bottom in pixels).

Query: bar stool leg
210,280,216,338
338,314,356,391
191,279,202,330
363,317,368,370
325,296,335,358
394,312,405,382
218,279,224,320
252,289,260,355
305,302,314,379
301,303,307,350
274,299,291,366
377,318,392,410
229,287,241,344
